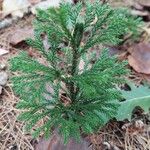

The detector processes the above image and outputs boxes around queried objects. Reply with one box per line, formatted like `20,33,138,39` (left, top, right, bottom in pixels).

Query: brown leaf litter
9,27,34,46
35,131,92,150
124,0,150,22
90,116,150,150
0,13,36,150
0,48,9,56
128,43,150,74
138,0,150,7
0,86,37,150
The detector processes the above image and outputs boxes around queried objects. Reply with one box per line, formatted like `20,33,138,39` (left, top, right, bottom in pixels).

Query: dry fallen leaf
2,0,30,18
128,43,150,74
130,0,150,22
137,0,150,7
35,132,92,150
0,48,9,56
29,0,41,5
132,2,144,10
9,27,34,45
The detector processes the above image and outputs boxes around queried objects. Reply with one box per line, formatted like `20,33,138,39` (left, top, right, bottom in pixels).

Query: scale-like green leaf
117,82,150,121
10,1,141,143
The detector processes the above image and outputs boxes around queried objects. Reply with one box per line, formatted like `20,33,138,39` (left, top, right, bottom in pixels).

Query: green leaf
117,82,150,121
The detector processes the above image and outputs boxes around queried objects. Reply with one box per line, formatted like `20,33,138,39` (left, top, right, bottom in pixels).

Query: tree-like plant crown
10,0,140,143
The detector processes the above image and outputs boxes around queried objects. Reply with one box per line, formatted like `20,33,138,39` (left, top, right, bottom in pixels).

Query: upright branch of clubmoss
10,0,141,144
69,23,84,100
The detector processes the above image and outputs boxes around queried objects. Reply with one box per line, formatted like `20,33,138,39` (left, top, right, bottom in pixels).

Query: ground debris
0,48,9,56
2,0,30,18
0,63,6,70
103,142,121,150
0,71,8,86
31,0,73,14
128,43,150,74
0,87,36,150
0,85,2,94
9,27,34,45
29,0,42,5
138,0,150,7
90,116,150,150
0,18,14,30
130,0,150,21
35,131,92,150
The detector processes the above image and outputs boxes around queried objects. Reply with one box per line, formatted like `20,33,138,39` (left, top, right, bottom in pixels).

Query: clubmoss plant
10,0,141,143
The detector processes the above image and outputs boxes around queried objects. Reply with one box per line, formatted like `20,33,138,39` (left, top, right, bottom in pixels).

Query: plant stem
70,47,79,101
67,22,84,103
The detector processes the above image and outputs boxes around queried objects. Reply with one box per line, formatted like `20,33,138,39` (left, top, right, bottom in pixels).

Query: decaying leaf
117,82,150,121
2,0,30,18
128,43,150,74
28,0,41,5
9,27,34,45
35,132,92,150
132,2,144,10
130,0,150,21
137,0,150,7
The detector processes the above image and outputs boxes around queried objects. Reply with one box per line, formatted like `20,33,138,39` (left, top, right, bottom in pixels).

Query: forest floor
0,0,150,150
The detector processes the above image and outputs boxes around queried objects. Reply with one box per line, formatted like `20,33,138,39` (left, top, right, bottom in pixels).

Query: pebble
0,71,8,86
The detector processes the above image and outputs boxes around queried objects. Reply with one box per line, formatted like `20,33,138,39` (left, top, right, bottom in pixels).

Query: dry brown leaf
128,43,150,74
9,27,34,45
2,0,30,18
35,132,92,150
29,0,41,5
132,2,144,10
137,0,150,7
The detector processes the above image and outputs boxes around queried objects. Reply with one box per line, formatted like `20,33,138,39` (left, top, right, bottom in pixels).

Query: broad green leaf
117,82,150,121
